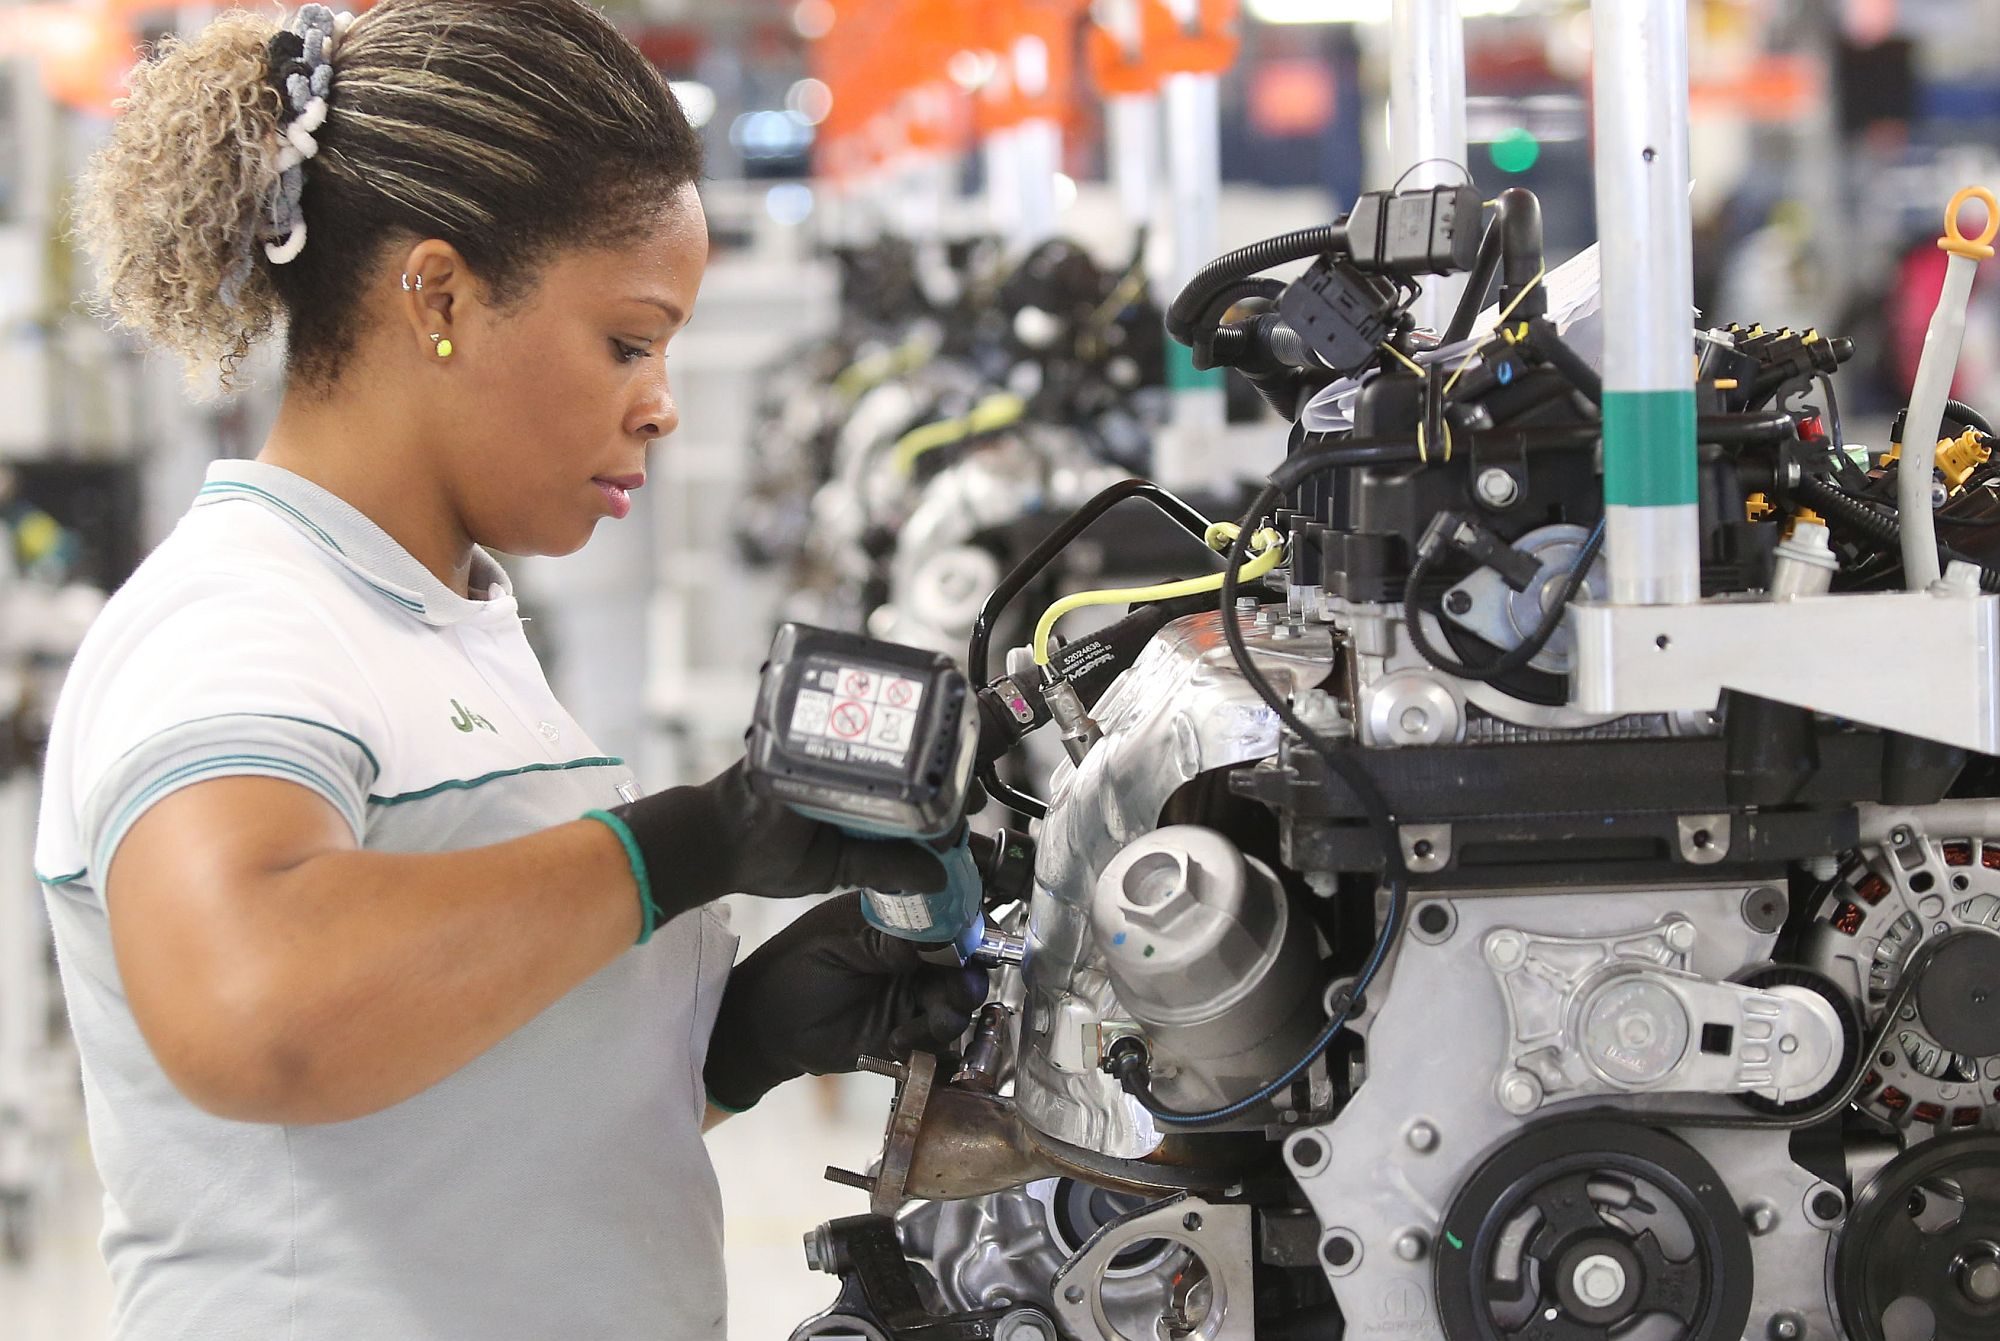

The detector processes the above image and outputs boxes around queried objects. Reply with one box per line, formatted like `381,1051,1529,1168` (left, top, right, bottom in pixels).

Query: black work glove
592,760,947,939
703,893,990,1111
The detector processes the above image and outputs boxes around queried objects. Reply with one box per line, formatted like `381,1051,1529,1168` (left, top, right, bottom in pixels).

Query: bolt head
1665,919,1698,952
1499,1070,1542,1114
1574,1255,1626,1307
1444,589,1474,615
1962,1258,2000,1303
1485,929,1527,970
1476,468,1520,508
1395,1231,1428,1262
995,1312,1058,1341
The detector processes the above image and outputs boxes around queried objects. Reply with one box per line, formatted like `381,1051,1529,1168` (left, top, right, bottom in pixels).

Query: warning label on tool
788,664,925,767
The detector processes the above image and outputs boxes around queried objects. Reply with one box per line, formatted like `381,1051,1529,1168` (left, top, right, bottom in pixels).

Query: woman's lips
592,477,638,520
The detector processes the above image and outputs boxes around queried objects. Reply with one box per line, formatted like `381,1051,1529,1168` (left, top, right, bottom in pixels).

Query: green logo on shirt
449,699,496,734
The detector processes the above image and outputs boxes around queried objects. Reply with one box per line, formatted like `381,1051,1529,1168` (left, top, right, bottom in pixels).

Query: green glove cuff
582,809,658,945
704,1086,753,1116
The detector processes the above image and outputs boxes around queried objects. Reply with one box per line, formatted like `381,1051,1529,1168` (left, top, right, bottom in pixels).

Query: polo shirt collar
194,460,517,626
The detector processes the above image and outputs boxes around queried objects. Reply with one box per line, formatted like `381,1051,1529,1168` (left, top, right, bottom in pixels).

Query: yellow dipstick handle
1941,187,1999,261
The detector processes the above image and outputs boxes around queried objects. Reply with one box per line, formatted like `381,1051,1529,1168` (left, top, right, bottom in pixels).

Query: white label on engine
866,891,936,932
787,665,925,767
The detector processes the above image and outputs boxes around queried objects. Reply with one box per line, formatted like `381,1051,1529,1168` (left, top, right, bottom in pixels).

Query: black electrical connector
1277,261,1403,375
1345,184,1484,276
1419,512,1544,592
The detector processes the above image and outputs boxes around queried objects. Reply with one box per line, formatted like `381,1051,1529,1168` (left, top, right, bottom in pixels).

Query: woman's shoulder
110,499,362,626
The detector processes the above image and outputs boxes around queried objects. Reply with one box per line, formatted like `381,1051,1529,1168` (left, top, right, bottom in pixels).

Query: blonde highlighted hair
75,0,701,394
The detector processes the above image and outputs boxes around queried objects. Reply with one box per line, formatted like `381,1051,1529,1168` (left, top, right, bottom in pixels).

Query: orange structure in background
1085,0,1237,99
811,0,1105,186
1,2,384,116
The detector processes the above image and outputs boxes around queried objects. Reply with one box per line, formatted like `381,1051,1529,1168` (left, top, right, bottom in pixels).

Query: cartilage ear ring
430,333,453,359
401,273,424,292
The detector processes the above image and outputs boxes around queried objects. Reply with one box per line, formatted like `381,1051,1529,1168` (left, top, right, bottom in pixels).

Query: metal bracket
1400,823,1453,874
1570,591,2000,753
1677,813,1731,865
1050,1195,1256,1341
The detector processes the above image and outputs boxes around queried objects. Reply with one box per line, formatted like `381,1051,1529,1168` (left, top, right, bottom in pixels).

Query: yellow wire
1442,265,1548,398
1032,526,1285,666
1379,342,1426,376
891,392,1028,476
834,336,933,401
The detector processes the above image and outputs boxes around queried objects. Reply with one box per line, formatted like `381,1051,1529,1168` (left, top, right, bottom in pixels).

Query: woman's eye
612,339,652,363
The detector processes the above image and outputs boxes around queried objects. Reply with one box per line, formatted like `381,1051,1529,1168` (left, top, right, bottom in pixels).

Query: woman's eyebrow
628,295,687,326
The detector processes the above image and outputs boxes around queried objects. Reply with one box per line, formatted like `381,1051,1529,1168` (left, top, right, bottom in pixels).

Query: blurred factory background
3,1,2000,1336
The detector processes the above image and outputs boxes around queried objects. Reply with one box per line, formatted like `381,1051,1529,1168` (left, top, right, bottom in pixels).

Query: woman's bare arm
106,775,642,1124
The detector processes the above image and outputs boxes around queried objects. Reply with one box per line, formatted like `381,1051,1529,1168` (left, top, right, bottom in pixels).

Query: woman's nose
629,376,678,441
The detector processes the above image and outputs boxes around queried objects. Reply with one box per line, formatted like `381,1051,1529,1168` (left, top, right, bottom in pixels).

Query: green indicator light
1444,1231,1464,1250
1489,128,1540,175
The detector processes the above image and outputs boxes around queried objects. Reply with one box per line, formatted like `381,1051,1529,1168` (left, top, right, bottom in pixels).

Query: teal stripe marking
369,756,625,807
196,483,344,553
36,868,87,887
1603,389,1698,507
194,486,427,614
133,711,382,781
110,753,357,853
704,1088,753,1116
1166,340,1223,393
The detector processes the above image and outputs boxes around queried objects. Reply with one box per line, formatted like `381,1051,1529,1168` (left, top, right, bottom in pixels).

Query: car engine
790,184,2000,1341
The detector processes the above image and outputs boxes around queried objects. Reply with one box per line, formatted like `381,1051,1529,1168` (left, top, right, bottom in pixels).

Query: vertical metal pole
985,127,1023,242
1013,116,1063,246
1593,0,1700,606
1156,0,1227,492
1389,0,1468,333
1099,0,1159,228
1008,30,1062,249
1108,98,1159,228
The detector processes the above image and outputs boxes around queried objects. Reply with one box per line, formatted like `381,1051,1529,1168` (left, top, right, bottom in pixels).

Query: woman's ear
395,239,469,360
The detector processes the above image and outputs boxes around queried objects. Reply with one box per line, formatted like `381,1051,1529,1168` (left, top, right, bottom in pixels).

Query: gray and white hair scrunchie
259,5,356,267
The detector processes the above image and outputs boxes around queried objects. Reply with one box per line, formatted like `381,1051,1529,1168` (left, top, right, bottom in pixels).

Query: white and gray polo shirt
33,458,737,1340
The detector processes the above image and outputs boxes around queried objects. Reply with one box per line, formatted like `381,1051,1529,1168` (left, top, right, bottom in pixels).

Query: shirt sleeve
72,570,387,883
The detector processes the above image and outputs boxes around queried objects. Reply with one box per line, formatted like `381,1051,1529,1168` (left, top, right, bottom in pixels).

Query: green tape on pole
1166,339,1223,392
1602,389,1698,507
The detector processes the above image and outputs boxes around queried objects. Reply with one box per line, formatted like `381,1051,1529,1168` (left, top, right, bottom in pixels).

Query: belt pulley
1434,1116,1754,1341
1835,1132,2000,1341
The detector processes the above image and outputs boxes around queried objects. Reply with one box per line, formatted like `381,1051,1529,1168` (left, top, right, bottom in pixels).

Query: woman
36,4,983,1337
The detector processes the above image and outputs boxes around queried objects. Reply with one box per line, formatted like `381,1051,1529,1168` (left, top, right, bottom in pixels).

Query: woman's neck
257,382,479,599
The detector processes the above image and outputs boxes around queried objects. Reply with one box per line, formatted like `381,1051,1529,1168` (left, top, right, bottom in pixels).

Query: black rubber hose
1792,474,1898,546
1166,223,1349,345
1443,188,1545,343
967,479,1217,819
1700,412,1800,445
1523,319,1603,404
1190,278,1287,371
1793,473,2000,592
1946,398,1997,439
1444,214,1505,344
1497,186,1547,320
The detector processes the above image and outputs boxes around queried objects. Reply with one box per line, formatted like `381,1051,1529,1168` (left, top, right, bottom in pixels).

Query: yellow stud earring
430,333,454,359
